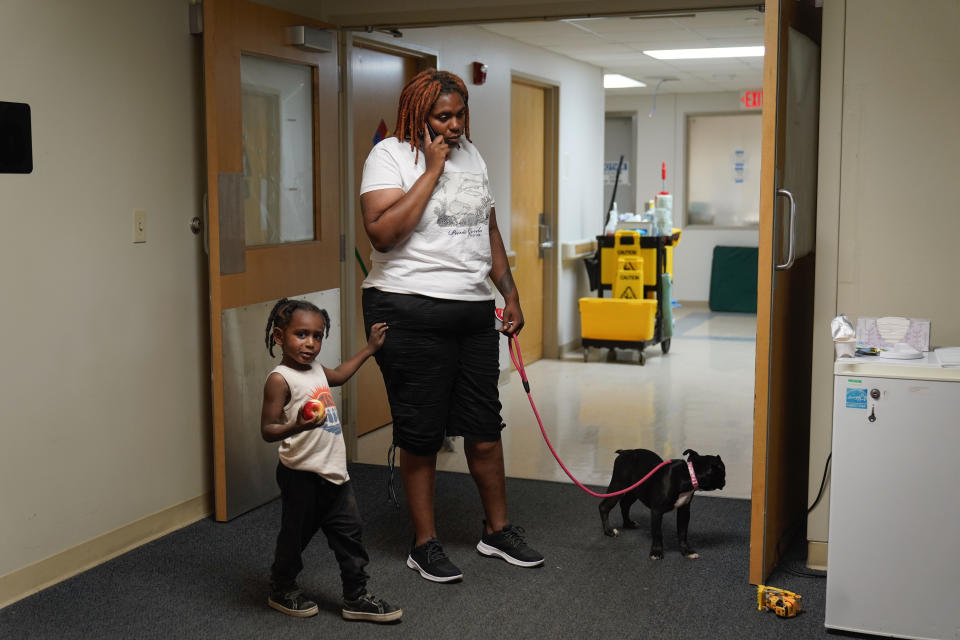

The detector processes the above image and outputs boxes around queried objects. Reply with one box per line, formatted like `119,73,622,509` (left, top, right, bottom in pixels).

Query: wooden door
510,80,547,363
350,43,420,436
750,0,821,582
203,0,340,521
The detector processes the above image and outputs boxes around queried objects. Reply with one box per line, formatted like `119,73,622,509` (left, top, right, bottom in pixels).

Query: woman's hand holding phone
423,124,451,176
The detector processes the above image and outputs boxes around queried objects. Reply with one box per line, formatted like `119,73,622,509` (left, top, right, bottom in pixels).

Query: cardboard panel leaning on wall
0,0,208,582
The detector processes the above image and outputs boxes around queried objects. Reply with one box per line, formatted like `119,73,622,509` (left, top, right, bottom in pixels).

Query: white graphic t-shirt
360,137,495,301
270,363,348,484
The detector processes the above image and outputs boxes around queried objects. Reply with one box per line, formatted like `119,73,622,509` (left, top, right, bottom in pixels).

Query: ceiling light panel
603,73,646,88
643,46,764,59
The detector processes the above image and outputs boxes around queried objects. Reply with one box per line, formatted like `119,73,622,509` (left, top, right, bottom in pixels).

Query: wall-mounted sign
603,160,630,185
739,90,763,110
732,149,748,184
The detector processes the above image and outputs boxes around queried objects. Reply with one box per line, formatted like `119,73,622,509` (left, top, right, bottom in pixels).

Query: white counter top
835,352,960,382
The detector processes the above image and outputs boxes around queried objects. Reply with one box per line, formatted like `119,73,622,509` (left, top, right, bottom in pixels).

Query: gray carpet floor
1,463,845,639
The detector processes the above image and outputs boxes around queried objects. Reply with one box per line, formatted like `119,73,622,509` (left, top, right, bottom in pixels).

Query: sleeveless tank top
269,363,348,484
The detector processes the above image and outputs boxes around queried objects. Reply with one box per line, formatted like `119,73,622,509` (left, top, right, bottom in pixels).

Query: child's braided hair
264,298,330,357
395,68,470,163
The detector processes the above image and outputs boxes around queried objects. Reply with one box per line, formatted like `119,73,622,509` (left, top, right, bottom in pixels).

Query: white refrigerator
826,353,960,639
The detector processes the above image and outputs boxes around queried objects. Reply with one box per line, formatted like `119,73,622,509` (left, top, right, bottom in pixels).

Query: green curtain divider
354,247,369,278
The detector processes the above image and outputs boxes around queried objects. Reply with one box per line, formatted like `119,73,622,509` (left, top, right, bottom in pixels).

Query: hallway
357,303,756,499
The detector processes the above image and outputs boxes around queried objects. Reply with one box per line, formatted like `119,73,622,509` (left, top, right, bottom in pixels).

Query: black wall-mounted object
0,101,33,174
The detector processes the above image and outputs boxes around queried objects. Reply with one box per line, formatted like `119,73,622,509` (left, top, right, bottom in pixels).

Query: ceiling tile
479,9,765,95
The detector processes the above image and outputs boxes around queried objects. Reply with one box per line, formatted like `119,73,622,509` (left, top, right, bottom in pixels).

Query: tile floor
356,302,756,499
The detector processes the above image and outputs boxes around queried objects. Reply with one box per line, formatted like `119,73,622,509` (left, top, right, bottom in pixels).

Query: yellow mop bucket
578,298,657,342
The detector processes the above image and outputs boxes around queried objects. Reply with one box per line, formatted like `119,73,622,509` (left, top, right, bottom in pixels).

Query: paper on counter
934,347,960,367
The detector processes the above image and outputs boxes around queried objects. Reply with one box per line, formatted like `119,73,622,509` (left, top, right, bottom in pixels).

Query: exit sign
739,90,763,109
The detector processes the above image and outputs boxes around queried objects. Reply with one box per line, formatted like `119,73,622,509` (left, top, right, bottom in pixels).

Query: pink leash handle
503,325,669,498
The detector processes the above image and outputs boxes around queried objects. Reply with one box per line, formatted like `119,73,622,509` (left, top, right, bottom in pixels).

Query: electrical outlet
133,209,147,243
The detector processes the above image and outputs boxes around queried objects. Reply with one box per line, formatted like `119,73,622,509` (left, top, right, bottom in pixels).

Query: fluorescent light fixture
604,74,646,89
643,46,764,60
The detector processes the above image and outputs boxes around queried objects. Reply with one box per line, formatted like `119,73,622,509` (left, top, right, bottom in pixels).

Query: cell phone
423,122,458,149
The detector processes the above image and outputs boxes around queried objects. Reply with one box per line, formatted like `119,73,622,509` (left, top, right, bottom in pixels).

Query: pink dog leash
497,309,671,499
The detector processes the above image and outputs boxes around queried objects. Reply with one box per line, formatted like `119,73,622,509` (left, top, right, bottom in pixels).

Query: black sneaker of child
268,588,319,617
406,538,463,582
476,522,545,567
341,592,403,623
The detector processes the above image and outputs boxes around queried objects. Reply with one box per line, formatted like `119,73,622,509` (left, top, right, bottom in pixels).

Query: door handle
538,213,553,258
775,188,797,271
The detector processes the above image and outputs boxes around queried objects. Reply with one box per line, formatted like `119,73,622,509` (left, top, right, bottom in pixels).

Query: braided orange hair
394,69,471,162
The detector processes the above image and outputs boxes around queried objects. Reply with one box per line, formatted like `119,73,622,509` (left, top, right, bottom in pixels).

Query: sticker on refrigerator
845,387,868,409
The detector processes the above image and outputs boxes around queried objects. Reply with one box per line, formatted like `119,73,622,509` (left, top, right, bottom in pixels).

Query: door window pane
241,55,314,246
686,113,761,228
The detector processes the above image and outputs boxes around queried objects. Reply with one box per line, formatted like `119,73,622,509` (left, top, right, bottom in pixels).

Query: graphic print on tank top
430,173,494,228
308,384,341,436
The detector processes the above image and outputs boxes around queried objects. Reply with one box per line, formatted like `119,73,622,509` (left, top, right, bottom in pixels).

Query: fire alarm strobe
472,61,488,85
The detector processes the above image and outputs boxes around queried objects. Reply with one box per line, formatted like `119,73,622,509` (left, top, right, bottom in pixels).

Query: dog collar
687,461,699,490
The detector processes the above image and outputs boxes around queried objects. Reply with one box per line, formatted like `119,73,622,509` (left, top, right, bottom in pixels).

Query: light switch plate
133,209,147,243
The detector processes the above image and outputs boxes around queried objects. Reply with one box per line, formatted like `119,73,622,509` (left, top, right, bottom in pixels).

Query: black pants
270,462,369,599
362,287,503,455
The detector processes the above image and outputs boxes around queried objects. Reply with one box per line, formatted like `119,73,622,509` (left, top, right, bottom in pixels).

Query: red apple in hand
301,400,326,424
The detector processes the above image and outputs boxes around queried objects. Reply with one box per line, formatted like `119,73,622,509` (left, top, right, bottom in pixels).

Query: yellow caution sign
618,256,641,271
614,255,644,299
614,230,641,257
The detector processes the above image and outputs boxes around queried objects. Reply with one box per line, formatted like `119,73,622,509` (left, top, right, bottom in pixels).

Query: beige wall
0,0,209,588
808,0,960,546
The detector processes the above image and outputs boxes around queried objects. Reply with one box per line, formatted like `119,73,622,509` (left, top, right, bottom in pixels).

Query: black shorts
362,288,504,455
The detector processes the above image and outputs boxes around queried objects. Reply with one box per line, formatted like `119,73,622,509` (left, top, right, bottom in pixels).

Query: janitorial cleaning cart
579,227,681,365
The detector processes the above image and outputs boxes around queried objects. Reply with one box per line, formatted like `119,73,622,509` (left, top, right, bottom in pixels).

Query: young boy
260,298,399,622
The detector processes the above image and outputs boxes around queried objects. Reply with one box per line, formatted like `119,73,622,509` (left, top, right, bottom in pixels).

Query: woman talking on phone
359,68,543,582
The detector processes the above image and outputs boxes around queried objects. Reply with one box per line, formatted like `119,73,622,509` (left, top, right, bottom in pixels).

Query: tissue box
856,317,930,352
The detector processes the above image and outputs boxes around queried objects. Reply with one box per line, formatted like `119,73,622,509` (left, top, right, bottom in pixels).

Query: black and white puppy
599,448,725,560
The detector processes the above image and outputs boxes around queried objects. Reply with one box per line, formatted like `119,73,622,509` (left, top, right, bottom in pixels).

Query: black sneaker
477,523,544,567
342,592,403,623
406,538,463,582
268,588,319,617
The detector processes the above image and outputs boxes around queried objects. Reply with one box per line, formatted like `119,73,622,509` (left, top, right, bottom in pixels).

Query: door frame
338,32,437,458
327,2,817,583
604,110,639,221
510,71,560,359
